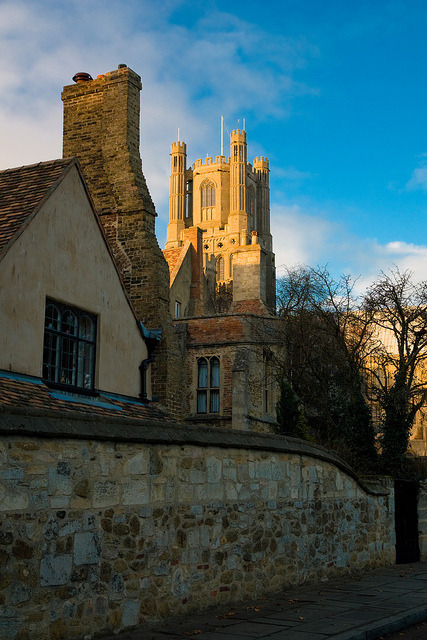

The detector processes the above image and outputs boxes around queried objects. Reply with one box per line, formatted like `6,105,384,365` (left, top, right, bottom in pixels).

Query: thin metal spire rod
221,116,224,156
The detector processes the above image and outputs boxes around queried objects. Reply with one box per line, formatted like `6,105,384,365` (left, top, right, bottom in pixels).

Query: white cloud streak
3,0,426,292
0,0,317,220
272,204,427,294
406,164,427,191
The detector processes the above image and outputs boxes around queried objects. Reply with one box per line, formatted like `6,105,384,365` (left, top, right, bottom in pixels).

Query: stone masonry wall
0,418,394,640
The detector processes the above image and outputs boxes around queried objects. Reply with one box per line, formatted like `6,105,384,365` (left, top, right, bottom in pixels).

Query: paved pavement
101,562,427,640
380,618,427,639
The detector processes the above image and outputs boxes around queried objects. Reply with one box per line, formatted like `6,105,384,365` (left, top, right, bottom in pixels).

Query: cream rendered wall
0,166,148,397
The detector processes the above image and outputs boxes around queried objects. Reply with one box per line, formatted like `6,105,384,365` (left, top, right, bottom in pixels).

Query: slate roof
0,370,173,423
0,158,75,258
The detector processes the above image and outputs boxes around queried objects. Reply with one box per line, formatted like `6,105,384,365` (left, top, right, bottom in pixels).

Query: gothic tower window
196,356,220,413
201,179,215,221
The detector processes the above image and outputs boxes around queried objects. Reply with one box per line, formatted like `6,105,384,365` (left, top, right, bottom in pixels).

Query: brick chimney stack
62,64,155,225
61,65,182,416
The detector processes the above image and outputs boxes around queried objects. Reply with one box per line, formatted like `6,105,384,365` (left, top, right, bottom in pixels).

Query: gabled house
0,157,162,416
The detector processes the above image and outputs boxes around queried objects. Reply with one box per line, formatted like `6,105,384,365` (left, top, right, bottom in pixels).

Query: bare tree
363,268,427,473
276,265,377,469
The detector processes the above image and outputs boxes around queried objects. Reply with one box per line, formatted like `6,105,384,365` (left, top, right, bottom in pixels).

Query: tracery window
196,356,220,413
43,300,97,392
216,256,225,281
201,180,215,221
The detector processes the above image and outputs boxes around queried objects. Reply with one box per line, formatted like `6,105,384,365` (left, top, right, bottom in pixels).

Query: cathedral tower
164,129,276,314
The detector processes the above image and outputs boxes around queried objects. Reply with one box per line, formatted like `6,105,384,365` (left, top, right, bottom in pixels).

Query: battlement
194,156,229,169
253,157,269,170
230,129,247,144
171,141,187,154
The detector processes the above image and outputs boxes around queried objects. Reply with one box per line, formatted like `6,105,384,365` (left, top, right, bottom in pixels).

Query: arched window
216,256,225,281
230,254,234,278
201,180,215,221
196,356,220,414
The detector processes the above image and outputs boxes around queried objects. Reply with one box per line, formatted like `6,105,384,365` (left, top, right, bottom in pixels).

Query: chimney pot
72,72,93,84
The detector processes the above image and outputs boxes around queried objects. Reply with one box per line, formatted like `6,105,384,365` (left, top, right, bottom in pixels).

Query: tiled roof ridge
0,157,75,175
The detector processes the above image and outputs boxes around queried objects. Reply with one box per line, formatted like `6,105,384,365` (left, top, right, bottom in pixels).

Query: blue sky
1,0,427,292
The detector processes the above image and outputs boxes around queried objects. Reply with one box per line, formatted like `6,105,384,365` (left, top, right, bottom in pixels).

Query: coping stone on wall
0,404,389,497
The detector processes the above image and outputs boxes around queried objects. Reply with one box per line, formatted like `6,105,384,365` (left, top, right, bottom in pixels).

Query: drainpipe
139,324,161,403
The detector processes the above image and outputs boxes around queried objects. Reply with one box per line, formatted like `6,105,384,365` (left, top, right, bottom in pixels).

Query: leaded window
43,300,97,391
196,356,220,414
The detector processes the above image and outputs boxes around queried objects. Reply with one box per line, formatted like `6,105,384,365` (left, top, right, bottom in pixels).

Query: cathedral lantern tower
166,141,187,248
163,127,276,316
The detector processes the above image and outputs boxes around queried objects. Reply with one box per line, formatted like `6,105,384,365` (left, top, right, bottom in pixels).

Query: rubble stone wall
0,420,395,640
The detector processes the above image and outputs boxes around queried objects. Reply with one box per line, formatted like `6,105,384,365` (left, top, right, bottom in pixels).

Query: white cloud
274,166,312,182
0,0,318,225
271,204,427,294
406,164,427,191
271,204,337,274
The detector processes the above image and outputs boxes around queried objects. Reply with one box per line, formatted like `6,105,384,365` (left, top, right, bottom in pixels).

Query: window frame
196,356,220,414
42,299,98,395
